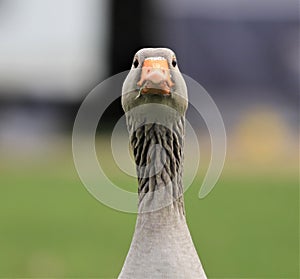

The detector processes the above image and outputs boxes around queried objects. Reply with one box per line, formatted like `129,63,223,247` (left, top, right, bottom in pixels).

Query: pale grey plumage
119,48,207,279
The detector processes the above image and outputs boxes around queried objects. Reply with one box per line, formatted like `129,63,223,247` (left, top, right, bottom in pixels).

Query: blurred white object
0,0,109,100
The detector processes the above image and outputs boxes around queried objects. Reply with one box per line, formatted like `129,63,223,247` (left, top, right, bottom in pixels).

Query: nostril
147,69,151,74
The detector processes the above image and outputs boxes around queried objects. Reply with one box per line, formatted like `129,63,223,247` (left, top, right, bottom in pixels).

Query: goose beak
137,57,174,95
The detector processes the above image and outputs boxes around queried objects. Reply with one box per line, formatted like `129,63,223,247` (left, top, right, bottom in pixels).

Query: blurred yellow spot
233,106,291,166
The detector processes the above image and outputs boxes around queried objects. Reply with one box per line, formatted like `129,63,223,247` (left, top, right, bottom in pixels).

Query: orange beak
137,58,174,95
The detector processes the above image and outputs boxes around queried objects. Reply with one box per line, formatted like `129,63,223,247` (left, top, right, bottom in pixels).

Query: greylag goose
119,48,207,279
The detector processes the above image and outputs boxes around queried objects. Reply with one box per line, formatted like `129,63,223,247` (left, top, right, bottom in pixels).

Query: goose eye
133,58,139,68
172,59,177,68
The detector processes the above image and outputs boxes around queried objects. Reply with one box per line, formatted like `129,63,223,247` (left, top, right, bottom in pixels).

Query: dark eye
172,58,177,67
133,58,139,68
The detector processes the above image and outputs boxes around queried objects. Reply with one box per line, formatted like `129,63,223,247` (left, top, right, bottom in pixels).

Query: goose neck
127,115,186,216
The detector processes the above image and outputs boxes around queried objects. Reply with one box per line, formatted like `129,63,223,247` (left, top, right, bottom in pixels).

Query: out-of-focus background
0,0,298,278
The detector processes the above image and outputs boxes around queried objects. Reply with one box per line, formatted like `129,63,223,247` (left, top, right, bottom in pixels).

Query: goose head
122,48,188,116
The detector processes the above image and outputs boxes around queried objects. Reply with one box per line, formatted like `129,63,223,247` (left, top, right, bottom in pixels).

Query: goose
119,48,207,279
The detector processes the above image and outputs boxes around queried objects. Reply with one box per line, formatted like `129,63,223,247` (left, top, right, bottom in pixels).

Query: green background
0,136,298,278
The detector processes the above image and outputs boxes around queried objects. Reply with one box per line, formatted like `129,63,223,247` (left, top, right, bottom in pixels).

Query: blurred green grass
0,143,298,278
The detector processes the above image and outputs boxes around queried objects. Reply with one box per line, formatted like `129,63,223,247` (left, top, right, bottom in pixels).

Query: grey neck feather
119,48,207,278
119,101,207,279
127,113,186,215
